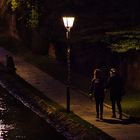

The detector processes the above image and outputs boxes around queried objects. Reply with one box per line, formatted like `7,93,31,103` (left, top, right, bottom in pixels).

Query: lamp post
62,17,75,112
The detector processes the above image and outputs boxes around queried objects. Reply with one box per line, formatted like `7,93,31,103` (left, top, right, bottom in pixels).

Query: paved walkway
0,47,140,140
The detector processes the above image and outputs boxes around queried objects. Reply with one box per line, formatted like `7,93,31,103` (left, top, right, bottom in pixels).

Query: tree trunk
8,14,19,39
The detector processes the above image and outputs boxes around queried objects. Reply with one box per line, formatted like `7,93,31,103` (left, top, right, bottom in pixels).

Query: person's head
110,68,118,76
93,69,102,79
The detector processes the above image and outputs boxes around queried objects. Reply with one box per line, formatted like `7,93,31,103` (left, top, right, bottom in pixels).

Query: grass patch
122,88,140,118
104,88,140,118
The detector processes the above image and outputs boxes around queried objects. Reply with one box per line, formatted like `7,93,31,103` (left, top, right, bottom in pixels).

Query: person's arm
88,80,94,98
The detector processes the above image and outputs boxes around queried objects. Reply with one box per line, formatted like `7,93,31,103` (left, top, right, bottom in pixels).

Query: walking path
0,47,140,140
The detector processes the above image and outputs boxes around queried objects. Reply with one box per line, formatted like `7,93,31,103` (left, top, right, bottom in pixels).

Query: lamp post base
66,86,70,113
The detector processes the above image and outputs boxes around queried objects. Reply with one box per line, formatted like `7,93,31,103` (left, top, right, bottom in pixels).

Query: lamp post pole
63,17,75,113
66,27,71,112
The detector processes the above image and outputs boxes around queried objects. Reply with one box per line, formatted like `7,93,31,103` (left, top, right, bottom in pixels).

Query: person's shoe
100,116,103,120
96,115,99,121
111,115,116,118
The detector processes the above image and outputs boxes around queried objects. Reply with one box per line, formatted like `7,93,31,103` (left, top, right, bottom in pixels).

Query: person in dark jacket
89,69,105,120
107,68,125,119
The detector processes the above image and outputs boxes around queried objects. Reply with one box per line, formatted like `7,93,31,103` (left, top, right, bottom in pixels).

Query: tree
102,30,140,82
102,30,140,53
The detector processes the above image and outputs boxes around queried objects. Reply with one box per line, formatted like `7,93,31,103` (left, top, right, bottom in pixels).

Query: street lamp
62,16,75,112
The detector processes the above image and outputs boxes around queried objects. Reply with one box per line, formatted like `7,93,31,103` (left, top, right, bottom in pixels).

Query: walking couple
89,68,125,120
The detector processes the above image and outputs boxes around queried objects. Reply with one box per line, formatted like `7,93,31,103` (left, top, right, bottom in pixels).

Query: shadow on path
103,118,140,125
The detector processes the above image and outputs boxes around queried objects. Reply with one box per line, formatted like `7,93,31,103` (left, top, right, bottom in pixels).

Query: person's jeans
95,98,104,118
111,98,122,118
